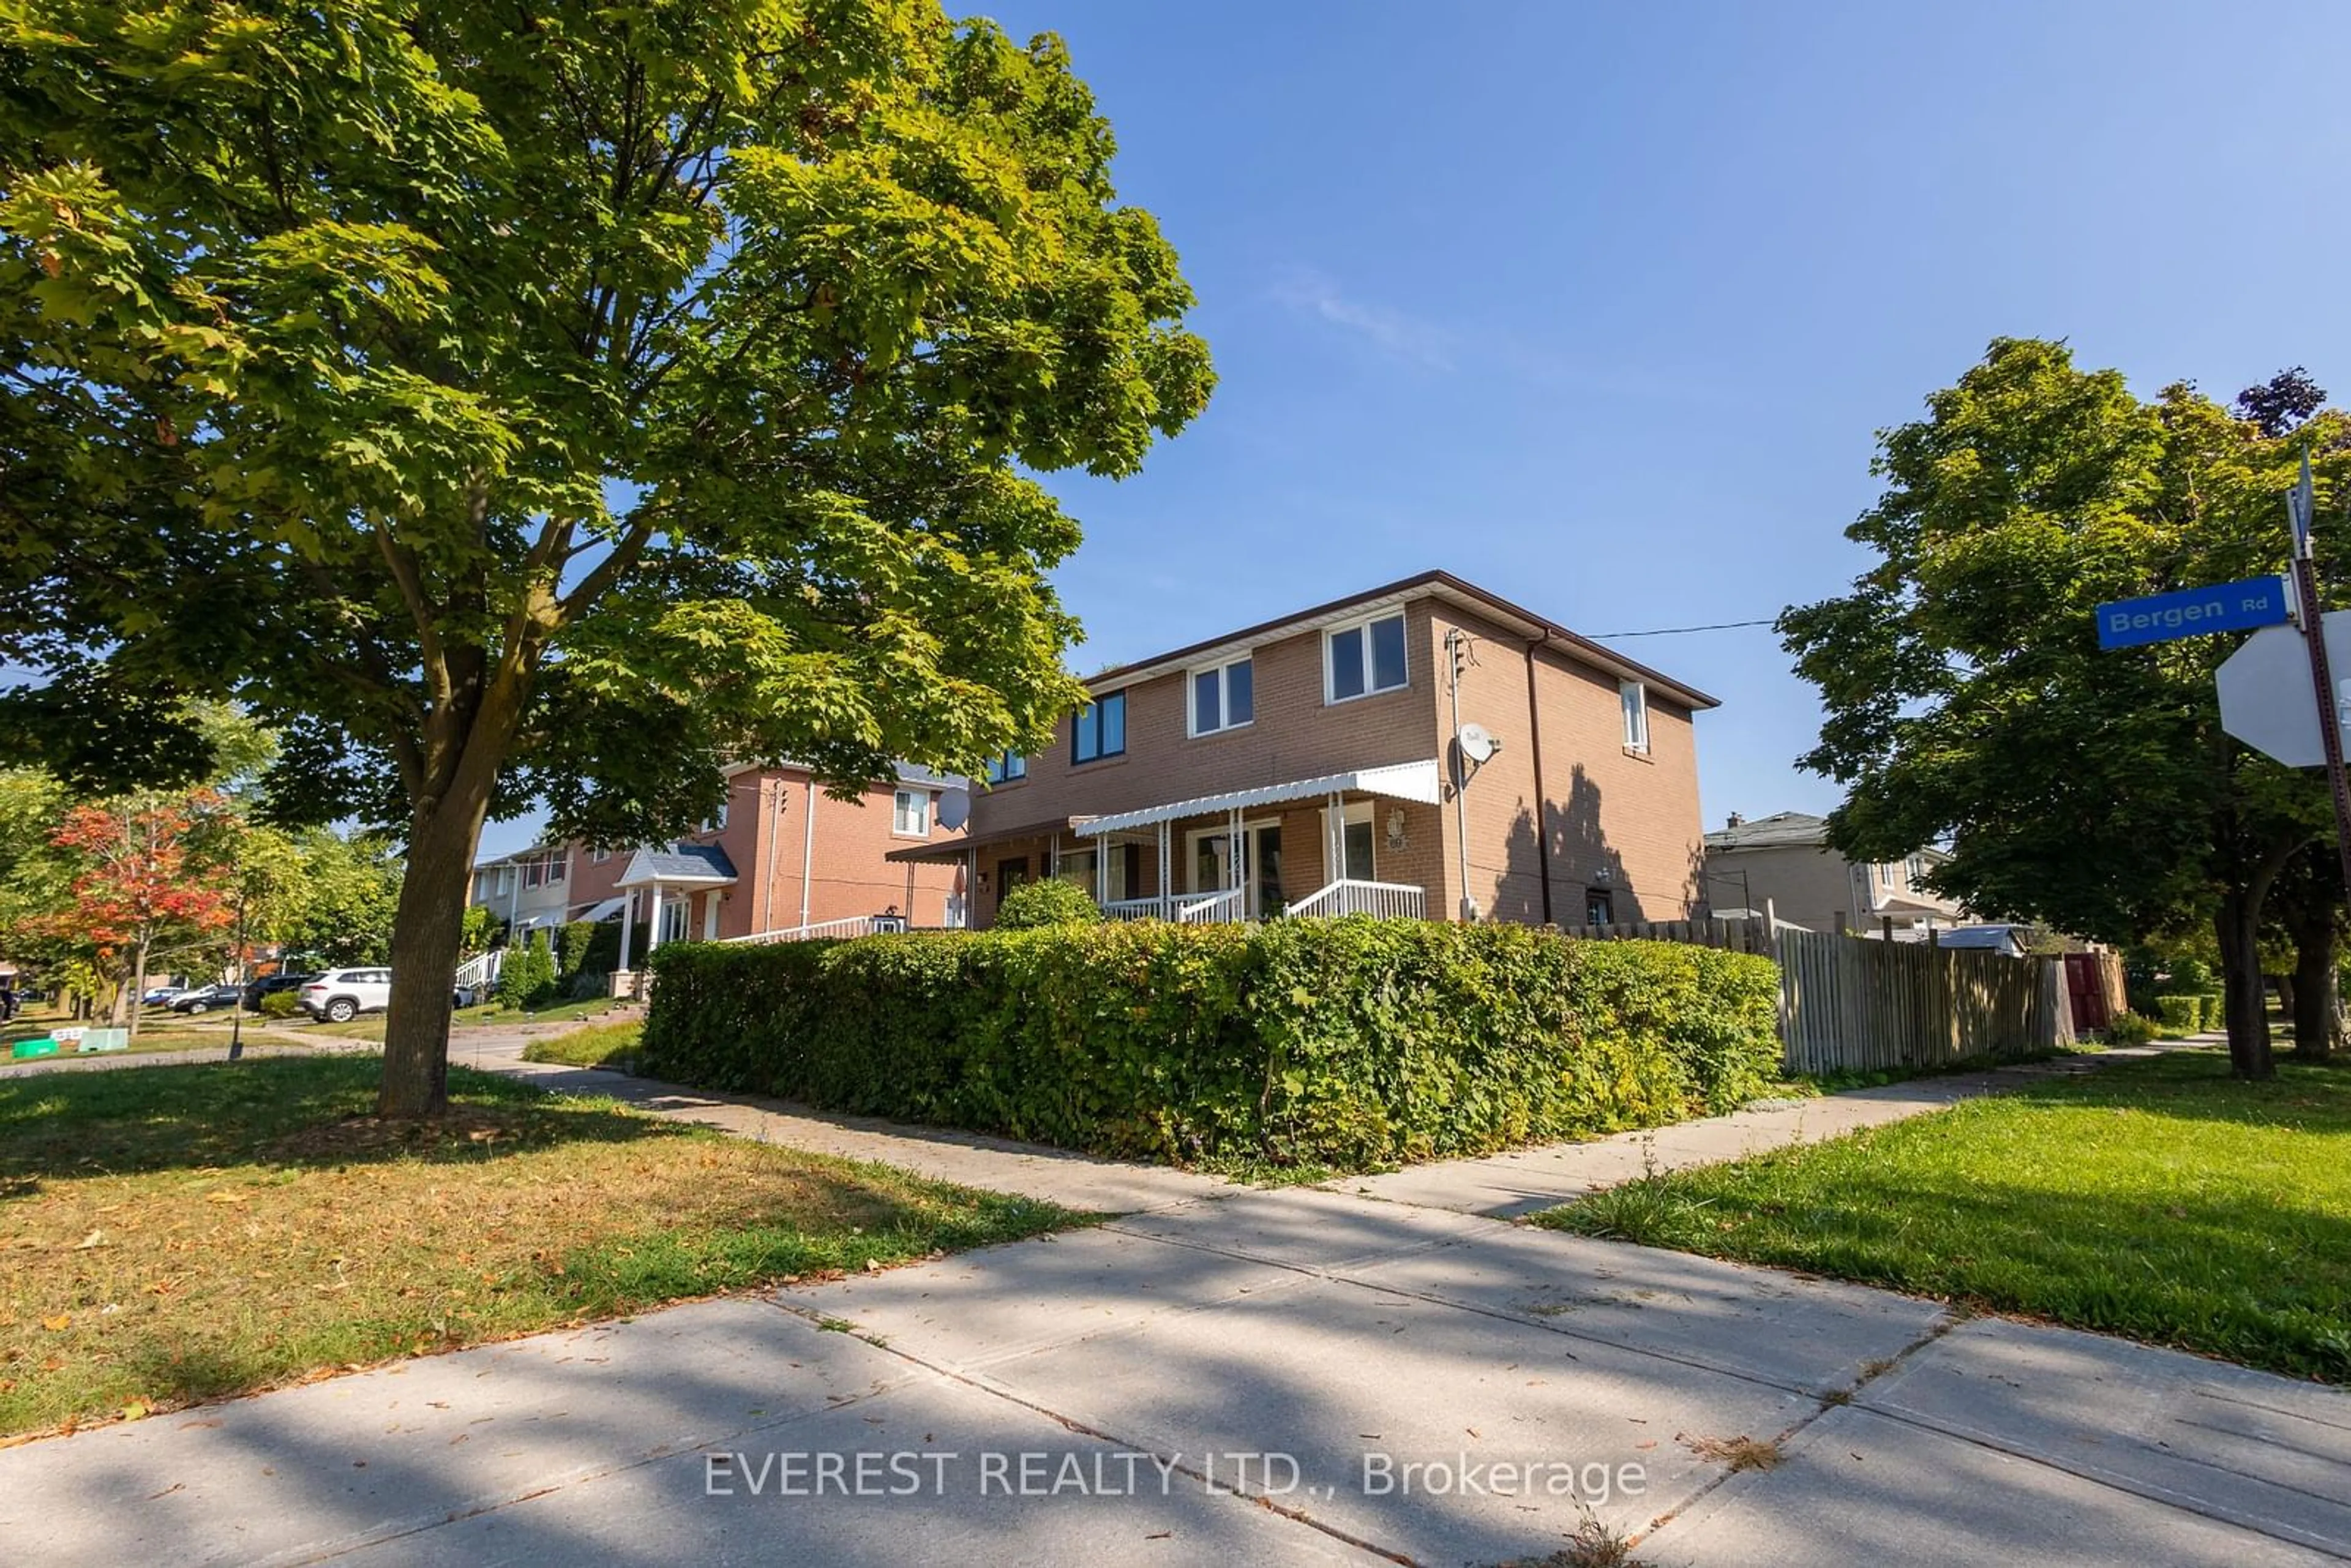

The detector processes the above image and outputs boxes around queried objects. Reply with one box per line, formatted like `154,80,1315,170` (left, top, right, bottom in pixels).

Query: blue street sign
2097,576,2291,650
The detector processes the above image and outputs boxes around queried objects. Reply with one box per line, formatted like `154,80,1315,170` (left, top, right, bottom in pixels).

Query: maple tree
39,792,234,1037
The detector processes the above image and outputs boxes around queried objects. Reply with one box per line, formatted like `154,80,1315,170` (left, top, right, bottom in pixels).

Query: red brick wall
555,767,965,939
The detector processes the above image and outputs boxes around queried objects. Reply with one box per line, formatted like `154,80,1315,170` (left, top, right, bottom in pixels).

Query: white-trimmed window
893,787,931,837
1325,612,1408,703
591,847,609,864
1190,656,1254,736
984,751,1027,785
700,799,728,835
1620,680,1649,753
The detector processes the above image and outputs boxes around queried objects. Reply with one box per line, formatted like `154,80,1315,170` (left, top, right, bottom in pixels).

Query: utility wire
1585,617,1779,639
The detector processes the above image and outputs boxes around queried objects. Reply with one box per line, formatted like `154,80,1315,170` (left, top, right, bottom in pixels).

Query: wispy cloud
1270,268,1457,370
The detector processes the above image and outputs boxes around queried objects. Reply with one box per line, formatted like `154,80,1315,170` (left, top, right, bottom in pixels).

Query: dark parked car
242,972,314,1010
170,985,246,1015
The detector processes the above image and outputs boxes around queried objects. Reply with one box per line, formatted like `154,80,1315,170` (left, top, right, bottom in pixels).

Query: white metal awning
571,896,627,922
1075,760,1444,838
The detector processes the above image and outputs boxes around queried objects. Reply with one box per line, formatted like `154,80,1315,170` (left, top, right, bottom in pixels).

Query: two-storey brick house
890,571,1716,930
473,762,969,975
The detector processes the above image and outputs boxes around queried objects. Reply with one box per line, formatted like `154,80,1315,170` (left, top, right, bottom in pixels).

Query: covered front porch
1070,761,1444,925
610,845,737,980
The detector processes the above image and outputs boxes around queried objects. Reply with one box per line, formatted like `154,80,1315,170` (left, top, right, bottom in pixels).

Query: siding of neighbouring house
1702,841,1864,934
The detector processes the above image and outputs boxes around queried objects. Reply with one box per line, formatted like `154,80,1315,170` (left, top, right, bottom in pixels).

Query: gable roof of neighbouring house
1078,569,1719,710
613,844,738,887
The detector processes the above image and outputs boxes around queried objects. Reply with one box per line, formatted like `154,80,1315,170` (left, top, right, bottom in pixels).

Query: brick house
469,762,969,970
888,571,1716,930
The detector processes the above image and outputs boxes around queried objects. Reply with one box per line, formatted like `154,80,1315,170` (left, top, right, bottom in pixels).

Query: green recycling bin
10,1038,60,1059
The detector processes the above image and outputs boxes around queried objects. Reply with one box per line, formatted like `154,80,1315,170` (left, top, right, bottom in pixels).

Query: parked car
242,972,314,1010
298,968,392,1024
143,985,195,1007
170,985,246,1015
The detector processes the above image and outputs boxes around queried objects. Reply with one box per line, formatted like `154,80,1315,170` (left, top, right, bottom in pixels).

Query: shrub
2150,997,2201,1036
258,991,299,1019
640,921,1783,1171
497,931,558,1010
2103,1010,2157,1045
2197,991,2223,1030
992,878,1103,929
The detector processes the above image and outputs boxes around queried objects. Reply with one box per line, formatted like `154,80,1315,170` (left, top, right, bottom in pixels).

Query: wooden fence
1774,928,2073,1075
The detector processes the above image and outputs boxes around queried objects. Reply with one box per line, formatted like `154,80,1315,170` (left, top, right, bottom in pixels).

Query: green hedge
2153,996,2202,1035
640,921,1782,1170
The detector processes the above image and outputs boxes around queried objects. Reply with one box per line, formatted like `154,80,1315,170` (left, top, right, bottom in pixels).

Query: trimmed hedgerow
640,921,1781,1171
992,878,1103,929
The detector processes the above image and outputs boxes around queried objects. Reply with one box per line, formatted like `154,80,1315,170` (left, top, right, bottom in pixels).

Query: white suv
299,968,392,1024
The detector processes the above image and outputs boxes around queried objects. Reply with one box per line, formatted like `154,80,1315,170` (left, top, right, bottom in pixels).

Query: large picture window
1071,691,1127,764
1190,657,1254,736
1326,612,1408,703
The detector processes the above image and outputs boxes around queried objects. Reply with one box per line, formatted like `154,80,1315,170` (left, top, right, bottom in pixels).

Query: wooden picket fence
1773,928,2072,1075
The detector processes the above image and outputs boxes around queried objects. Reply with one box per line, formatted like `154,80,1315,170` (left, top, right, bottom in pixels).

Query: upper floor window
893,788,931,837
984,752,1029,785
520,849,566,888
1620,680,1649,753
1327,612,1407,703
591,847,610,864
1071,691,1127,764
1190,656,1254,736
699,799,728,835
1905,853,1928,886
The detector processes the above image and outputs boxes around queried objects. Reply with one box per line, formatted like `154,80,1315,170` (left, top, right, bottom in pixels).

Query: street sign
2217,610,2351,767
2096,576,2291,650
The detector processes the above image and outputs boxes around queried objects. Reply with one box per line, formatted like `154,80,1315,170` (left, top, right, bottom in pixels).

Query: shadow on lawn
0,1054,690,1188
2000,1046,2351,1133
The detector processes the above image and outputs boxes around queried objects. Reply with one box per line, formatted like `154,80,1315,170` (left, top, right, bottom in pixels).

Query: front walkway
4,1034,2340,1565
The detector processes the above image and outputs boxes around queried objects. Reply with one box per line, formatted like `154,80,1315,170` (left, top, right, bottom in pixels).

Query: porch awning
613,845,737,888
1075,760,1443,838
571,896,628,922
885,816,1080,863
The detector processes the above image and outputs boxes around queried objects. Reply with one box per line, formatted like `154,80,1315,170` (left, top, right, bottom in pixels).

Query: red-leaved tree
41,792,233,1036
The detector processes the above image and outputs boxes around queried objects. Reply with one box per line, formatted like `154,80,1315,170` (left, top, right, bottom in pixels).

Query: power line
1585,617,1779,639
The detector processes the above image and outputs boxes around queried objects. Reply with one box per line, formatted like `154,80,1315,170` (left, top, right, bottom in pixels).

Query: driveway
1,1044,2344,1565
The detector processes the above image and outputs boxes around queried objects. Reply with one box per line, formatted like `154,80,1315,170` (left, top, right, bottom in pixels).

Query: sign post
2284,453,2351,910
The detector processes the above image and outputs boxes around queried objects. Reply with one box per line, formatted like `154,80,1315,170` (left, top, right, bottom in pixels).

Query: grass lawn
458,996,624,1026
0,1056,1081,1440
4,1000,245,1060
521,1019,643,1070
1539,1048,2351,1382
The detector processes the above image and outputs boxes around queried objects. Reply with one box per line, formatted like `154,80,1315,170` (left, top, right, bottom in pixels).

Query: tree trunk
2215,892,2276,1081
377,772,497,1119
2289,916,2339,1063
124,935,148,1041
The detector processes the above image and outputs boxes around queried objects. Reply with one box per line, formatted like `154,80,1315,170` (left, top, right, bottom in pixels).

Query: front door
1187,823,1283,918
993,857,1029,923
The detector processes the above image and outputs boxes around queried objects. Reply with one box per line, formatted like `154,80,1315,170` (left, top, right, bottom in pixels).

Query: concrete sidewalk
3,1182,2342,1566
7,1034,2337,1564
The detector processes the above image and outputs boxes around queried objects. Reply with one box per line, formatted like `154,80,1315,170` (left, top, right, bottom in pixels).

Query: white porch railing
1283,879,1428,920
1101,896,1169,922
455,950,503,990
1176,888,1247,924
719,915,890,945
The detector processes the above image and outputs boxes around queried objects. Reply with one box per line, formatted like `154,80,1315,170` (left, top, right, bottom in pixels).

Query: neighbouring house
1701,810,1965,936
887,570,1716,930
468,762,970,974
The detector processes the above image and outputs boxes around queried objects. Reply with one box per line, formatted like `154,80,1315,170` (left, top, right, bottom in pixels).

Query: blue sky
500,3,2337,853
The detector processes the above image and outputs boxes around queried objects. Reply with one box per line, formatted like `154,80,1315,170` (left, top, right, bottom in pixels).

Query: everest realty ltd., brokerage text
705,1447,1649,1503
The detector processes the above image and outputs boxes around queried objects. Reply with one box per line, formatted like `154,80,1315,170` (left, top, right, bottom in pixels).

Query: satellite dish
1458,723,1500,765
936,787,971,831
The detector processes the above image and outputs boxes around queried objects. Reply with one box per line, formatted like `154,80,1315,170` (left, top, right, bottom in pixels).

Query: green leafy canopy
0,0,1212,842
1784,338,2343,947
